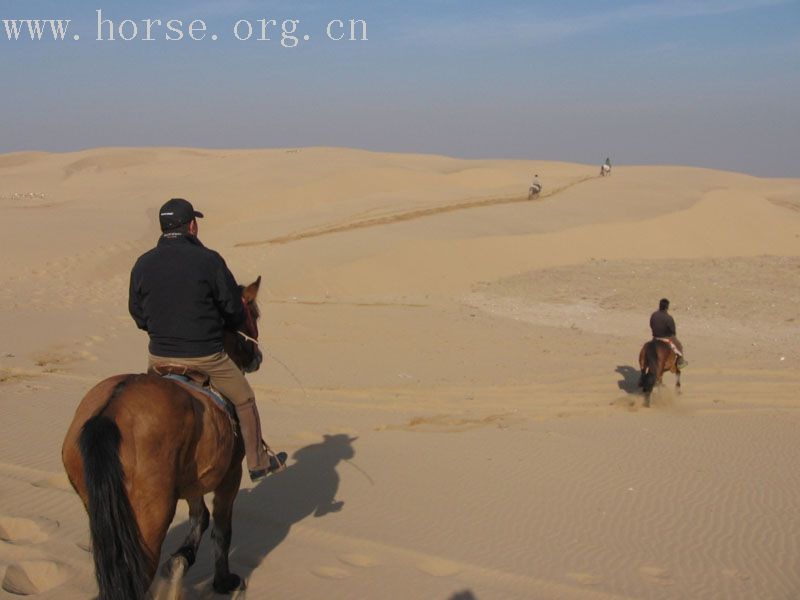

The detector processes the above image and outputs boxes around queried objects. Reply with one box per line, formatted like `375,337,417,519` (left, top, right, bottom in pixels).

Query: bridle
237,330,259,347
240,297,259,344
238,298,262,372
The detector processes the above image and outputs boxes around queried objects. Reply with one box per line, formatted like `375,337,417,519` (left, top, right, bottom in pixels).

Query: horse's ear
243,276,261,301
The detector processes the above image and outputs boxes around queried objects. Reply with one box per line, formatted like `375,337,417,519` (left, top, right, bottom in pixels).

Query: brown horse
62,277,264,599
638,339,681,407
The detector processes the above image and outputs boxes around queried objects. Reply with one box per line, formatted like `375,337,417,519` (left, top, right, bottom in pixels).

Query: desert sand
0,147,799,599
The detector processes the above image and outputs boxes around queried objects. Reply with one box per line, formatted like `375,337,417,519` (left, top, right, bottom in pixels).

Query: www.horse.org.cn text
2,10,369,47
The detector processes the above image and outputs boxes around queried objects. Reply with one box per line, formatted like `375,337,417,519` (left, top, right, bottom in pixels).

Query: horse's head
225,276,263,373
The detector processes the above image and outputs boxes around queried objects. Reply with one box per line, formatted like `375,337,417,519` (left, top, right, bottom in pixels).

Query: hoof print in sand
417,559,462,577
0,517,54,545
639,565,673,586
722,568,750,581
338,553,378,568
311,566,350,579
31,474,73,493
568,572,600,586
2,560,68,595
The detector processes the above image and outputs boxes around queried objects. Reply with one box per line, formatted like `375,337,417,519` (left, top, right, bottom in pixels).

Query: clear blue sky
2,0,799,176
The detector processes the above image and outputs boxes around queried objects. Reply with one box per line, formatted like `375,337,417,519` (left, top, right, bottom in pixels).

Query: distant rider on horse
529,174,542,198
129,198,286,481
650,298,688,368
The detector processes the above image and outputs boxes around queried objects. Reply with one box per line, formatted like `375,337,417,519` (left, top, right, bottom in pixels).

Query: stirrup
249,446,287,482
262,441,288,474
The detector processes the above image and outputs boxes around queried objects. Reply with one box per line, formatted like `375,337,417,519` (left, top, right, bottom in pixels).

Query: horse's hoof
161,555,188,579
213,573,243,594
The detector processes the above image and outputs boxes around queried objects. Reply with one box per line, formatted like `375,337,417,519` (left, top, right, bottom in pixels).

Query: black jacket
650,309,676,338
129,233,245,357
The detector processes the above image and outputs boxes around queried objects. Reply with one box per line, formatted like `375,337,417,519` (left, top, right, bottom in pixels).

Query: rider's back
129,234,244,358
649,310,676,338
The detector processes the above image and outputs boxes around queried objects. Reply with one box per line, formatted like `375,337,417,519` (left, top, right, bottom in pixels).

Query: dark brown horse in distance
638,339,682,407
62,277,264,599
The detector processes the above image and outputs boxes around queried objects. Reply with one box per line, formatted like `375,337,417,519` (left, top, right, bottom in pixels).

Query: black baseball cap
159,198,204,230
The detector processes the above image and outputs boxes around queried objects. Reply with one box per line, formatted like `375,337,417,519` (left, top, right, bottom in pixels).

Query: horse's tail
79,413,150,600
641,342,659,393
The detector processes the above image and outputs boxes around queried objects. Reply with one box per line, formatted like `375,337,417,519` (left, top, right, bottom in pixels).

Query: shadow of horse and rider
163,433,356,596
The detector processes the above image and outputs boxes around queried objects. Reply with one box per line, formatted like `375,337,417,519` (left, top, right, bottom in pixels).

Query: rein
236,311,310,400
237,330,259,346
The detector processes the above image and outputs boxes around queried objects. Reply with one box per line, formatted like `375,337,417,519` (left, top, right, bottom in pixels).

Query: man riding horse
650,298,688,369
129,198,286,481
529,174,542,198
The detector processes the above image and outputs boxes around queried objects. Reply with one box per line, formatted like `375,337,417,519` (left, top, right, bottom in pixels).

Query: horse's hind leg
131,489,178,598
163,496,210,578
212,463,243,594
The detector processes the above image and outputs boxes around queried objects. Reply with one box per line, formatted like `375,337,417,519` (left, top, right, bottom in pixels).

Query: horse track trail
235,174,598,248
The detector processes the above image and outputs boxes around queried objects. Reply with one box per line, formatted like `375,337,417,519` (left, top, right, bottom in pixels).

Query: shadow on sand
162,433,356,597
615,365,642,394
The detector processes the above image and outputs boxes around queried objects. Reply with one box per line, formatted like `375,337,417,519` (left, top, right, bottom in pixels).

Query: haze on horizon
1,0,798,177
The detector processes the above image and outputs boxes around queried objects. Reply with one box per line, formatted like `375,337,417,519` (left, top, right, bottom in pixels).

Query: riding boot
234,400,287,482
672,338,687,368
234,399,270,478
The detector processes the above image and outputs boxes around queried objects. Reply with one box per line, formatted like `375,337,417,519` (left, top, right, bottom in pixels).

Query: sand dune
0,147,798,599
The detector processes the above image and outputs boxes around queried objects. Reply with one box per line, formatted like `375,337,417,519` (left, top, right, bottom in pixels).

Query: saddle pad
162,373,238,421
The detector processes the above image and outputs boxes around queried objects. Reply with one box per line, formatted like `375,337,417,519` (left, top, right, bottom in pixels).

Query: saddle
149,364,287,473
148,363,238,422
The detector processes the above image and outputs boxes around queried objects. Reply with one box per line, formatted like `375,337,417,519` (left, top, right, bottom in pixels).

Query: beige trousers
148,351,269,472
